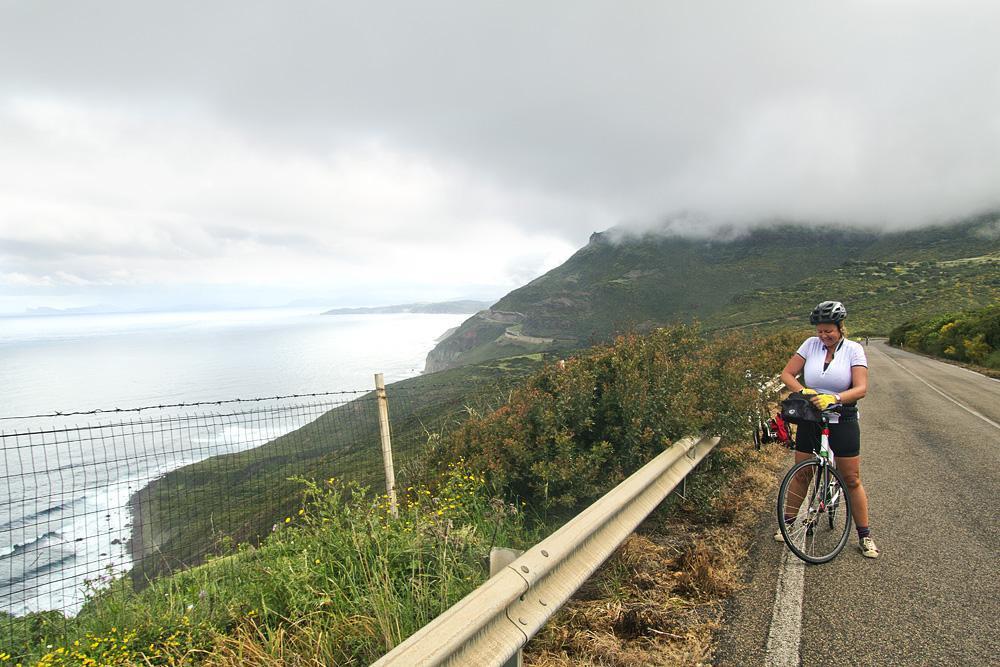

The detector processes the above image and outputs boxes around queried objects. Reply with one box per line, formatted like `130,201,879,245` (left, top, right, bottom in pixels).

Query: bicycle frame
800,417,841,532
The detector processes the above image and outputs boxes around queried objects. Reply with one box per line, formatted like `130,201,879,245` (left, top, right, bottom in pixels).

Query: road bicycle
776,408,852,564
748,372,784,451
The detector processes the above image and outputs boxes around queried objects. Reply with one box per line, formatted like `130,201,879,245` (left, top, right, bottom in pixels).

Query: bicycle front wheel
777,459,852,564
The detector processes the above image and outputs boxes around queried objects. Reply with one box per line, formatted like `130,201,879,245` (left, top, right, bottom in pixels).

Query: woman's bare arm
780,354,806,392
838,366,868,404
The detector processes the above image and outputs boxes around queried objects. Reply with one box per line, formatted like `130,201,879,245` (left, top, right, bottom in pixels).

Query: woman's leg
783,450,816,520
835,455,868,529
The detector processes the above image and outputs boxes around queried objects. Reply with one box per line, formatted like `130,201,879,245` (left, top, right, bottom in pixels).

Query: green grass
4,467,534,665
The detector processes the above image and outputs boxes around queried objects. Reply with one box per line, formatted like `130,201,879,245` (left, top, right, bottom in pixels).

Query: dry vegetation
525,439,787,666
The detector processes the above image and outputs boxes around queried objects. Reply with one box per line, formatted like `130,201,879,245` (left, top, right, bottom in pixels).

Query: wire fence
1,383,444,648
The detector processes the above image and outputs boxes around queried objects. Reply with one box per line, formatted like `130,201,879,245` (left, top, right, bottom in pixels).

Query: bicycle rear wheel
777,459,852,564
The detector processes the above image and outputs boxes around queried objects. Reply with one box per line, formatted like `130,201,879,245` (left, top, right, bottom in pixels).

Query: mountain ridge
426,212,1000,372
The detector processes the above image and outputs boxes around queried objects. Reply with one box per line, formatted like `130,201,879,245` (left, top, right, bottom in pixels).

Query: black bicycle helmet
810,300,847,325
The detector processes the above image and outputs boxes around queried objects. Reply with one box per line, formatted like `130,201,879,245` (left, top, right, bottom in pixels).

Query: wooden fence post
374,372,399,518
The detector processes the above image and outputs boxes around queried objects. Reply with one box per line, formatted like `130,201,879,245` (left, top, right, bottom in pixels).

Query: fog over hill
425,212,1000,372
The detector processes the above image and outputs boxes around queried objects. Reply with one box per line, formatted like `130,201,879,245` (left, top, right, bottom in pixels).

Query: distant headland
322,300,492,315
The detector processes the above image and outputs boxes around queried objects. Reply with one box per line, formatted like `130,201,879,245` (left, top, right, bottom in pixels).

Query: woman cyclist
777,300,879,558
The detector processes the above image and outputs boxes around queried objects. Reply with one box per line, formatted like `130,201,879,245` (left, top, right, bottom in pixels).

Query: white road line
765,547,806,667
874,347,1000,431
950,363,1000,383
877,343,1000,383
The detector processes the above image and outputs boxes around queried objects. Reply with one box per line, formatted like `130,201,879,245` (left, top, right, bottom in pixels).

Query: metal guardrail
372,434,721,667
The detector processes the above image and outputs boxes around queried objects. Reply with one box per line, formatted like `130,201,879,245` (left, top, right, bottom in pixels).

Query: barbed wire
0,378,522,422
0,390,374,421
0,399,379,438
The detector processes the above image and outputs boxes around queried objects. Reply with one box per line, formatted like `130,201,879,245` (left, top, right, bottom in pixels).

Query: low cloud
1,1,998,310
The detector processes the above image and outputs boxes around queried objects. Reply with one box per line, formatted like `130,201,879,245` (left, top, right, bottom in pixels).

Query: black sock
857,526,870,540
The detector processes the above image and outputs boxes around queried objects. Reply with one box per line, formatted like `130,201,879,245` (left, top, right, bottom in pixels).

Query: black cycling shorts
794,419,861,458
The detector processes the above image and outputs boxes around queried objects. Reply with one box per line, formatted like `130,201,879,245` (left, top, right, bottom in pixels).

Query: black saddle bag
780,391,823,425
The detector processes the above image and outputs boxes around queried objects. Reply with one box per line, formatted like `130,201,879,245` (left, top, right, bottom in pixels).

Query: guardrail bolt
520,565,530,573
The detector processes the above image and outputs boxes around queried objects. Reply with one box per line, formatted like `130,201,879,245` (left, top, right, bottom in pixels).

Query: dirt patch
524,440,787,666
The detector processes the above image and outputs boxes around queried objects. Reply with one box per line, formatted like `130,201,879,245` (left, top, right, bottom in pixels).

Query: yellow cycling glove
814,393,839,410
799,388,838,409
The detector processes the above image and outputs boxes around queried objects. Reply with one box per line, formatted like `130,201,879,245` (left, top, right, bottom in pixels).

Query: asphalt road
715,340,1000,666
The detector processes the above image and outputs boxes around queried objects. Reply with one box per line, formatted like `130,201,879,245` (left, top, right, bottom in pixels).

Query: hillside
426,212,1000,371
706,254,1000,334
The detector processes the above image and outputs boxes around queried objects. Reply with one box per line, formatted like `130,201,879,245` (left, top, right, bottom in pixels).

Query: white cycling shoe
859,536,880,558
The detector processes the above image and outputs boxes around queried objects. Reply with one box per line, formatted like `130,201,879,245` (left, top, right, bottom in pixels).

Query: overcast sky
2,1,999,313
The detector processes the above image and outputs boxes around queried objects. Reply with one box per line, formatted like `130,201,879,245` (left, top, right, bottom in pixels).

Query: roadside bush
435,325,797,512
889,304,1000,369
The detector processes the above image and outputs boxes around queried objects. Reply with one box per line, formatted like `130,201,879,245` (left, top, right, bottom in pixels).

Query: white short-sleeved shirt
796,337,868,422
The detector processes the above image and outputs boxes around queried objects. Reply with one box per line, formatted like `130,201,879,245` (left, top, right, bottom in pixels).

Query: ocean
0,307,468,616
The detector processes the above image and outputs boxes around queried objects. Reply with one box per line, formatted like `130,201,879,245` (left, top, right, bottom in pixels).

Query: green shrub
435,325,797,512
889,304,1000,369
